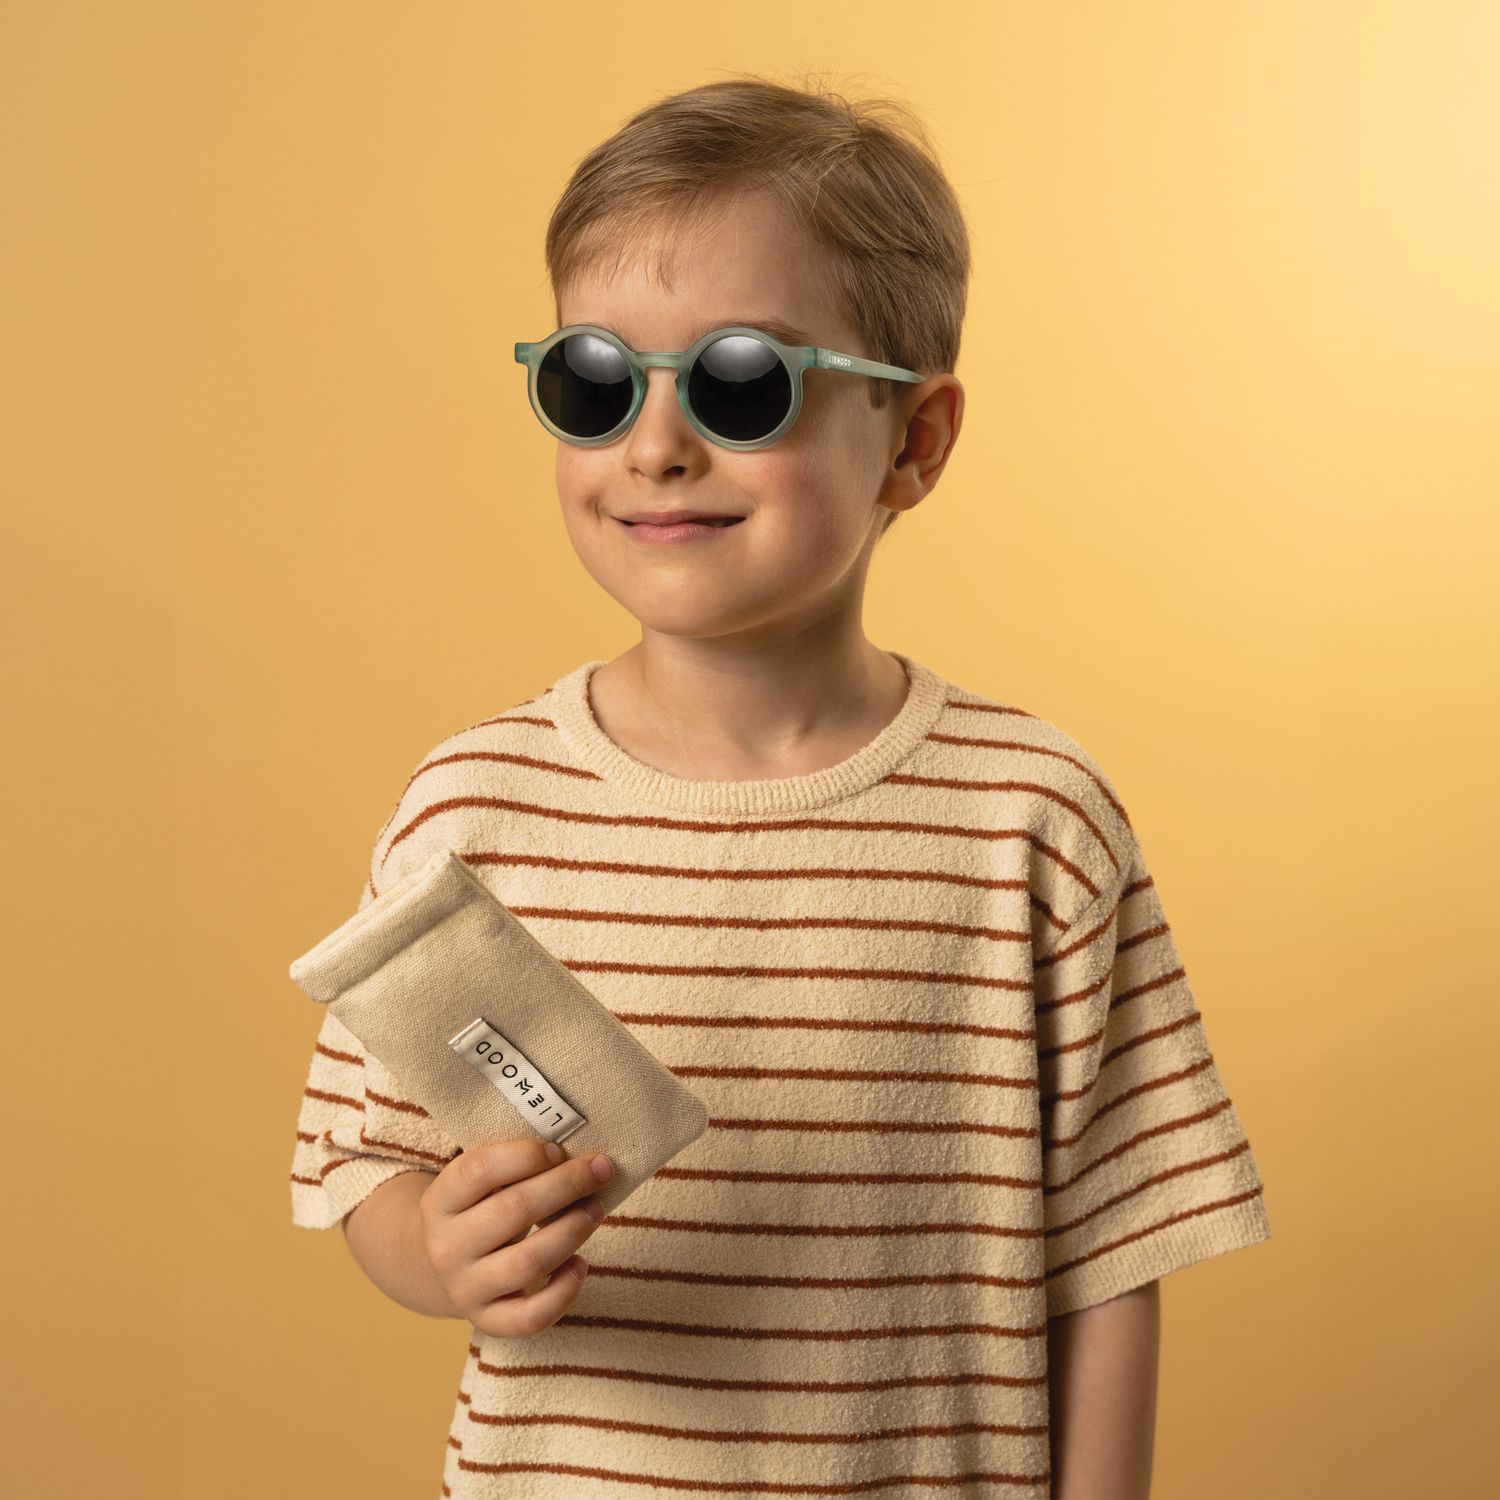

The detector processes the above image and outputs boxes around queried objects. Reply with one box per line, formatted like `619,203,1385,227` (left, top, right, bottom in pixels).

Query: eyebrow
703,318,813,347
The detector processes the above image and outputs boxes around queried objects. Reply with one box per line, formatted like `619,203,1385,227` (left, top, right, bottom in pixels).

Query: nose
622,366,701,466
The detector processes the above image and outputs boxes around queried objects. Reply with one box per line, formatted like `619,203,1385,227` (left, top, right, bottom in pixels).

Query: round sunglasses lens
536,333,633,438
688,334,792,442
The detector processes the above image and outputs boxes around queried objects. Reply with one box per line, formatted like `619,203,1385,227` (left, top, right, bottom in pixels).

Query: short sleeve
288,873,464,1232
1032,830,1272,1317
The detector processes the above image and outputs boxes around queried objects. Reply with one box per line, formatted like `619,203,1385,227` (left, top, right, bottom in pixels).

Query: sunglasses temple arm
811,347,925,383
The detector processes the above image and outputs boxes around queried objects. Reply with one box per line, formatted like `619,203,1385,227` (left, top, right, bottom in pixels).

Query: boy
289,74,1271,1500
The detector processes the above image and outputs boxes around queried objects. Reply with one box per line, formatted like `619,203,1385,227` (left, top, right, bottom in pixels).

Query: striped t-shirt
289,650,1272,1498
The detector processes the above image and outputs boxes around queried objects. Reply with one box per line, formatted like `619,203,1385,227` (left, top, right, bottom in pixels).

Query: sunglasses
514,323,925,452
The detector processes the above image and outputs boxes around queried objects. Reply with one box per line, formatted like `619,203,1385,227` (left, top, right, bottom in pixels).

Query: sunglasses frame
514,323,926,452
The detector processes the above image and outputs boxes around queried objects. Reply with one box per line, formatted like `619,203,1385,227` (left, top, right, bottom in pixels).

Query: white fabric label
446,1017,589,1142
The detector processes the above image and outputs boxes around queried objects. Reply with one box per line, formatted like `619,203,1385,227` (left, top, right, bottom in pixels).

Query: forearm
1046,1280,1160,1500
341,1169,463,1320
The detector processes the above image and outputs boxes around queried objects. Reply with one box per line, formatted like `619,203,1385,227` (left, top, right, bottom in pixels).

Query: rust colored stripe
594,1211,1042,1240
1038,1092,1236,1182
417,747,604,784
942,698,1039,722
1037,972,1190,1042
1038,1002,1200,1074
1032,874,1154,971
472,848,1052,899
467,1409,1047,1443
924,729,1128,823
1044,1139,1256,1236
314,1039,364,1066
703,1116,1039,1140
365,1085,432,1118
652,1165,1041,1192
1044,1186,1266,1283
673,1061,1036,1089
464,706,547,730
1050,1020,1212,1128
564,958,1032,991
470,1346,1050,1396
884,772,1118,868
455,1455,1050,1491
551,1312,1046,1343
619,1011,1034,1043
1032,968,1114,1022
1044,1054,1222,1140
579,1262,1043,1293
302,1085,364,1111
360,700,554,866
356,1130,453,1166
382,798,1099,898
1096,1000,1199,1066
508,905,1032,945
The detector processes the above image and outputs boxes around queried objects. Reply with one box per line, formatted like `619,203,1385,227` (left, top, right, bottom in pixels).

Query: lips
612,513,746,544
622,517,743,527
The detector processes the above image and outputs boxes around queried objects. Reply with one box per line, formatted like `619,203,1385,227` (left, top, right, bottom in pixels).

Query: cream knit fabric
289,651,1272,1498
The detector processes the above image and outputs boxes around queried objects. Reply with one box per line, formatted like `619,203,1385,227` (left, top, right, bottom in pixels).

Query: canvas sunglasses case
288,846,709,1218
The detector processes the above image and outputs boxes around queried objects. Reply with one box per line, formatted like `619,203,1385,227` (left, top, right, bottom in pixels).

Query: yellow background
5,2,1497,1496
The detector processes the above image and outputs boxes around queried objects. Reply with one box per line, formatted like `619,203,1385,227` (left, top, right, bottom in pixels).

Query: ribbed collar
547,651,949,817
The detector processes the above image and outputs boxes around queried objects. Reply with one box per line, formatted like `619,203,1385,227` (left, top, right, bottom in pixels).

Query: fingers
441,1143,609,1250
459,1186,610,1340
460,1149,608,1269
420,1139,616,1338
473,1250,592,1340
426,1138,568,1218
473,1193,604,1308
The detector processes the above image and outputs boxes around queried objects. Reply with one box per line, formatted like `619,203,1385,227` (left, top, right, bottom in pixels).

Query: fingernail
591,1154,613,1182
545,1142,564,1164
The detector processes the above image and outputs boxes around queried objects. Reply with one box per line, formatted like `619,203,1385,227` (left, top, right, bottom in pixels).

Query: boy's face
552,190,960,650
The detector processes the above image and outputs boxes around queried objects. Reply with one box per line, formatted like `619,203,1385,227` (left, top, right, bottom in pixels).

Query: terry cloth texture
288,650,1272,1499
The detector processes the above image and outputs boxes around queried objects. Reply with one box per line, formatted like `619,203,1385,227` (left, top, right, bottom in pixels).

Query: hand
416,1139,613,1338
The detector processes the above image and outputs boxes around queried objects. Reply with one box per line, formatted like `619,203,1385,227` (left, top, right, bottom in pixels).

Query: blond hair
543,70,971,539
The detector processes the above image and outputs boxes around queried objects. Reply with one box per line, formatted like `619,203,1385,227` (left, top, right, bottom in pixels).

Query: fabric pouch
287,846,709,1217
